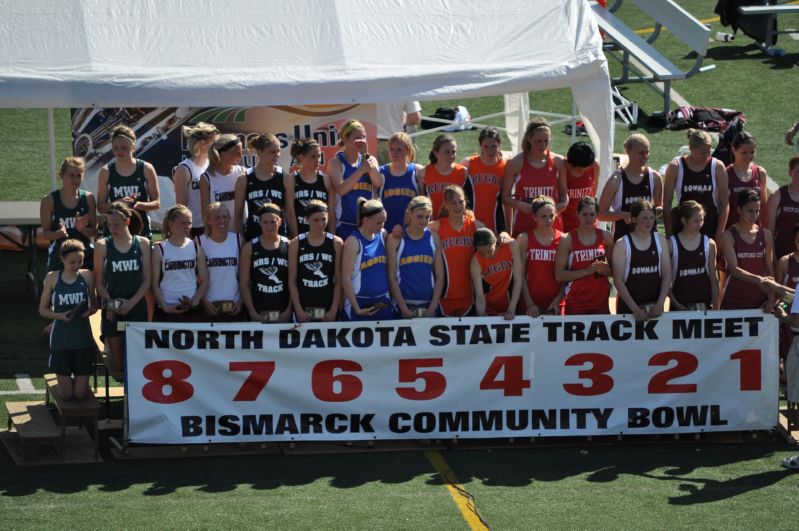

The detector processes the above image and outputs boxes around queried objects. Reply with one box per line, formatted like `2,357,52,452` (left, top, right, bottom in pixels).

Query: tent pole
47,108,57,191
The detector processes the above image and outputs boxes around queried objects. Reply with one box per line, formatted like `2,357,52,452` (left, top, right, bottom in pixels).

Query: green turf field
2,1,799,528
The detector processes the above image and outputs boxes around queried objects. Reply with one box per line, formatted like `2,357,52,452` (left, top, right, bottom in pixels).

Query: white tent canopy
0,0,614,184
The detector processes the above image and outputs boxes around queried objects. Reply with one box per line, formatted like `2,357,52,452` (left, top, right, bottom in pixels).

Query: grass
2,1,799,528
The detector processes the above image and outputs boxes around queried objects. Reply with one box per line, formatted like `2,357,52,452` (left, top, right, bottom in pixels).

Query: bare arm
238,242,259,321
38,272,66,321
173,165,191,206
137,163,161,211
765,189,780,237
327,237,344,321
200,174,211,223
652,169,664,219
283,171,299,238
758,165,769,223
714,160,729,241
386,234,411,319
501,154,530,215
428,231,445,317
708,239,720,309
193,245,210,306
470,256,487,316
287,238,308,322
597,172,627,224
232,174,247,235
662,161,679,238
96,166,111,214
40,193,67,242
516,232,536,311
120,237,151,316
554,156,569,213
649,234,672,318
322,173,337,232
506,240,524,319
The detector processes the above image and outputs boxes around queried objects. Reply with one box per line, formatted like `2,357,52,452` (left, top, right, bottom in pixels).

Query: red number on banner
229,361,276,401
396,358,446,400
479,356,531,396
141,360,194,404
562,353,614,396
311,360,363,402
648,351,698,394
730,349,762,391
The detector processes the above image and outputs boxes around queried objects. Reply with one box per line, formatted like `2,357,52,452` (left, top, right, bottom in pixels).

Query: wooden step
44,374,100,418
6,401,61,443
93,386,125,399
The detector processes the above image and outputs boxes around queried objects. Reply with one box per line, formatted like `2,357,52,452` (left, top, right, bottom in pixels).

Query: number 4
479,356,531,396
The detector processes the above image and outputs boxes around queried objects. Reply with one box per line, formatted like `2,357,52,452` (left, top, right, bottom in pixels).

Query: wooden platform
0,427,101,466
44,374,100,460
5,401,62,461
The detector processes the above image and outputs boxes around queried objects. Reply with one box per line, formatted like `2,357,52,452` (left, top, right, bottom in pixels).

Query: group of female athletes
39,117,799,400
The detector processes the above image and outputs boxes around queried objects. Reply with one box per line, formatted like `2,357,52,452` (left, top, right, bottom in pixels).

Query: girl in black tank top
668,201,718,310
612,200,671,321
290,138,336,236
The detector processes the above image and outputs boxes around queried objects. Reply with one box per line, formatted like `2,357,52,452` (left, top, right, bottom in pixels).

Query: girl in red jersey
471,228,523,320
555,197,613,315
429,185,481,317
663,129,729,240
501,117,567,236
612,199,671,321
726,132,768,229
462,127,508,233
561,142,600,233
421,134,472,220
516,196,564,316
598,133,663,240
668,200,719,311
766,156,799,262
721,189,775,310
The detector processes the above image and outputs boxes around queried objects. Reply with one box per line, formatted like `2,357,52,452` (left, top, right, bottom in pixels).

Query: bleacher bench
738,3,799,55
591,0,715,113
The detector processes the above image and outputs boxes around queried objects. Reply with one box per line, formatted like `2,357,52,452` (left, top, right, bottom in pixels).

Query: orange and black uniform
476,242,514,315
438,215,476,316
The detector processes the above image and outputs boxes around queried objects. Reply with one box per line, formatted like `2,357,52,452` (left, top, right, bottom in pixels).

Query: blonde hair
356,198,386,226
438,185,474,219
203,201,230,236
209,134,242,171
388,132,416,163
247,133,280,153
337,119,365,148
403,195,433,226
183,122,219,156
59,156,85,176
522,117,551,154
111,125,136,144
687,129,713,150
162,204,191,239
623,133,650,153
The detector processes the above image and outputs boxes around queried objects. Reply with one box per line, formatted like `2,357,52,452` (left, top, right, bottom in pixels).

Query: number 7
229,361,276,401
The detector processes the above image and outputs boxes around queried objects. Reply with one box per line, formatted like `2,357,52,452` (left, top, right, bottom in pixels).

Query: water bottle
714,32,734,42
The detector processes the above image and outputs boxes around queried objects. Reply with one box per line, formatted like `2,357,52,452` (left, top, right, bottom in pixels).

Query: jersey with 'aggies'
108,159,152,237
618,232,662,314
513,152,563,235
467,155,506,233
296,232,337,311
610,167,655,241
294,171,329,235
721,227,767,309
675,157,719,238
773,185,799,261
524,230,562,311
344,230,392,321
244,167,287,240
670,234,711,307
561,166,596,233
379,164,418,231
725,163,762,228
476,242,514,315
438,215,476,316
396,228,436,306
424,163,471,220
335,152,373,239
564,228,610,315
250,236,290,313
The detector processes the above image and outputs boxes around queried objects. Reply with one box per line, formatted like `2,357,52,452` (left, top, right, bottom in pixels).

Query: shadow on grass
705,42,799,69
438,440,796,505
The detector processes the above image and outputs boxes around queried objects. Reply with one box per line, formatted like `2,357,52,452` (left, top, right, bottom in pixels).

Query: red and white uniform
524,230,563,312
561,166,596,233
563,229,610,315
513,153,562,235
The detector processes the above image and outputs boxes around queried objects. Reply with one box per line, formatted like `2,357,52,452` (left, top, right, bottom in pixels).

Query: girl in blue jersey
379,132,425,233
329,119,383,239
39,239,98,400
386,196,444,318
341,198,392,321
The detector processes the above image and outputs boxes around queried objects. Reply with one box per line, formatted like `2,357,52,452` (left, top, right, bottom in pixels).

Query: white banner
126,311,779,444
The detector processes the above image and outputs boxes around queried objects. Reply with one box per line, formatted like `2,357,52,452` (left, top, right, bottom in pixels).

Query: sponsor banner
71,105,377,224
126,311,778,444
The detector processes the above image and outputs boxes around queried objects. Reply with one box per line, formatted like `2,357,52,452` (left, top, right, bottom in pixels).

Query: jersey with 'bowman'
618,232,662,314
610,167,655,241
670,234,711,307
676,157,719,238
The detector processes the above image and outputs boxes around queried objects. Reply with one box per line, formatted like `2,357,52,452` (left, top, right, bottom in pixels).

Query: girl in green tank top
40,157,97,271
39,239,98,401
97,125,160,239
94,202,152,375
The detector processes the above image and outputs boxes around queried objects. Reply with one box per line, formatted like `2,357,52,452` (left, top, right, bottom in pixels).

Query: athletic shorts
49,347,94,376
101,299,148,339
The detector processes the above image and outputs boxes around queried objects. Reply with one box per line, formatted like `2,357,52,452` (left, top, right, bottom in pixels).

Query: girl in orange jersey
501,117,568,236
561,142,600,233
471,228,523,319
516,196,564,316
428,185,480,317
462,127,508,233
421,134,473,220
554,197,614,315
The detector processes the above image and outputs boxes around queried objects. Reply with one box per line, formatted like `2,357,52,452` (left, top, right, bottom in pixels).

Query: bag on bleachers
664,106,745,132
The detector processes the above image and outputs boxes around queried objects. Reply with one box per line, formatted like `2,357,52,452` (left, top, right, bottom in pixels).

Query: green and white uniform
107,160,152,237
46,189,93,271
101,235,147,338
49,272,93,375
